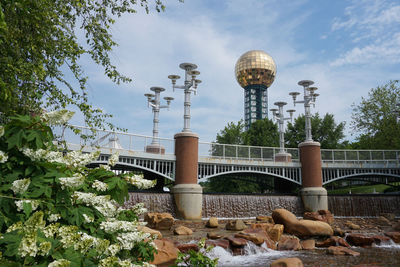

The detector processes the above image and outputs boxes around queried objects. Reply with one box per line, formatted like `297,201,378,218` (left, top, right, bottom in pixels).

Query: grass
327,183,395,194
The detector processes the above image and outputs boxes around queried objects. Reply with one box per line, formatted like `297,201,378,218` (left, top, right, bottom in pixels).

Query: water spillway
125,192,400,218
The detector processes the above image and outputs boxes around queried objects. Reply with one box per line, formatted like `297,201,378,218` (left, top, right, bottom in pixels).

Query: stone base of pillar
274,152,292,162
145,144,165,155
300,187,328,212
171,184,202,220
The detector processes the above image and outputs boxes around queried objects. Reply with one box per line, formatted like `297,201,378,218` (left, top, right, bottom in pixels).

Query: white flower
99,164,111,171
83,214,94,223
18,232,38,257
72,192,117,218
108,152,119,167
124,174,156,189
99,218,139,233
41,110,75,125
129,203,148,216
105,244,121,256
0,150,8,163
48,213,61,222
59,173,85,189
48,259,71,267
92,180,108,191
116,231,151,250
15,200,39,212
11,178,31,194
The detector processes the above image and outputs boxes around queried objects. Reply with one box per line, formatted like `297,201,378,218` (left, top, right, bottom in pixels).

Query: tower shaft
244,84,268,129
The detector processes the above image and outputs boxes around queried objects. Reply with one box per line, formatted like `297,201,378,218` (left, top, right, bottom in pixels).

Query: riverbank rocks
371,235,391,245
316,236,350,248
150,239,179,266
225,219,247,231
303,210,334,225
268,224,284,242
137,226,162,239
176,243,199,253
270,257,303,267
385,231,400,243
327,246,360,256
277,235,301,251
205,239,230,249
250,222,274,232
333,227,345,237
393,221,400,231
300,239,315,250
206,217,219,228
380,213,395,221
345,221,361,230
225,236,248,247
234,228,270,246
207,231,224,239
377,216,391,226
173,225,193,235
144,212,174,230
272,209,333,237
346,234,375,247
256,215,274,223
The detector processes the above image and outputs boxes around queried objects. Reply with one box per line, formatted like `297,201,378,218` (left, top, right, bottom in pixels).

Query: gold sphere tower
235,50,276,129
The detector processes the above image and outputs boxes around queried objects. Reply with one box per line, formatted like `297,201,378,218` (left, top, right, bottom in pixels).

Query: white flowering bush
0,113,157,266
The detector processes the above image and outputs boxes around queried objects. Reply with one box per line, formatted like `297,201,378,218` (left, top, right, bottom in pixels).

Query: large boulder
225,219,247,231
327,246,360,256
235,228,271,246
150,239,179,266
206,217,219,228
270,257,303,267
144,212,174,230
272,209,333,237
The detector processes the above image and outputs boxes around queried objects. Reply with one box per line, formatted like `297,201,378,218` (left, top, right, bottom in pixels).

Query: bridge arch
322,172,400,185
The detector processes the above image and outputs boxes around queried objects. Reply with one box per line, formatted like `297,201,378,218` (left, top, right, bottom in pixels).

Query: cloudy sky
72,0,400,143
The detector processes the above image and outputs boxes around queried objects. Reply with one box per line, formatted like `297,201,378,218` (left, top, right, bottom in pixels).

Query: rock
334,227,345,237
277,235,301,251
272,209,333,237
236,228,271,246
225,236,248,247
144,212,174,230
173,225,193,235
268,224,284,242
303,210,334,225
346,234,375,247
241,228,277,250
371,235,391,245
327,246,360,256
206,217,219,228
393,221,400,231
225,219,247,231
231,247,246,256
316,236,350,248
205,239,230,249
207,231,224,239
300,239,315,250
151,239,179,266
345,221,361,230
384,232,400,243
176,243,199,253
250,222,274,232
270,257,304,267
137,226,162,239
377,216,391,226
380,213,395,221
256,215,274,223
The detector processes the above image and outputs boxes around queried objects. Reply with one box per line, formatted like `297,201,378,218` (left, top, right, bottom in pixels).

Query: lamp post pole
271,101,295,154
144,87,173,154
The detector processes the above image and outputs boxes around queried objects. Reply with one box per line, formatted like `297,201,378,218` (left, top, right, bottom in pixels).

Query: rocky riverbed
144,211,400,266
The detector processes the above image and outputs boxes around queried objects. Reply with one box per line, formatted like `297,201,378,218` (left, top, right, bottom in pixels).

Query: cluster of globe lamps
144,63,201,150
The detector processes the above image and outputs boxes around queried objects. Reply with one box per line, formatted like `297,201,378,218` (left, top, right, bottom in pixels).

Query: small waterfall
124,192,400,218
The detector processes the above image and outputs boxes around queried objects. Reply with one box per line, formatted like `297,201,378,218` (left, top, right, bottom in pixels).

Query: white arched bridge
63,126,400,186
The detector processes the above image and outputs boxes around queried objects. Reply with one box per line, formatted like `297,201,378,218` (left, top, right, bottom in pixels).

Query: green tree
215,120,246,144
0,0,167,129
351,80,400,149
285,113,346,149
244,118,279,147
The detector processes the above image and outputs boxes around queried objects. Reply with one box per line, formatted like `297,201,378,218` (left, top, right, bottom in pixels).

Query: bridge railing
198,142,300,161
56,125,175,155
320,149,400,164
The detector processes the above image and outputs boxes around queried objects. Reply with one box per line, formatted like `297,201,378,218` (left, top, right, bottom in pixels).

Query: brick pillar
171,132,202,220
299,141,328,212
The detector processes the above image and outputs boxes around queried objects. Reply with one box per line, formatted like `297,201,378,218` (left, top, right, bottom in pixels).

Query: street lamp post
271,101,295,155
289,80,319,142
144,87,173,154
168,63,201,132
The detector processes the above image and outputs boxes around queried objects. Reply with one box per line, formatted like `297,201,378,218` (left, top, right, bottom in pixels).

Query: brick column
299,141,328,212
171,132,202,220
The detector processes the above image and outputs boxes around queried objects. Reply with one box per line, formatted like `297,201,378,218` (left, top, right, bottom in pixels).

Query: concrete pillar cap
171,183,203,194
298,141,321,148
300,187,327,196
174,132,199,139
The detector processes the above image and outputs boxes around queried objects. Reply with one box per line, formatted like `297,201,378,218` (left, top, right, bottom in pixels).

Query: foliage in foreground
173,239,218,267
0,111,157,266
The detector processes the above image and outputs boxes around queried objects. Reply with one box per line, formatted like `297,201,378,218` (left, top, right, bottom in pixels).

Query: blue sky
70,0,400,143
